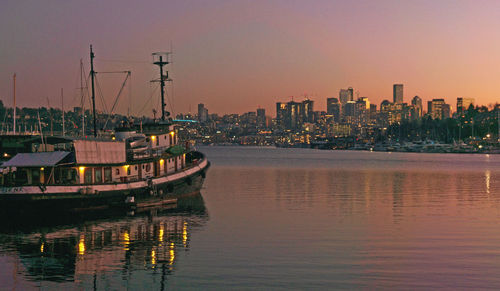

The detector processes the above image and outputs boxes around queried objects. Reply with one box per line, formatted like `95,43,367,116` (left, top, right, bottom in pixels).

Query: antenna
152,52,172,121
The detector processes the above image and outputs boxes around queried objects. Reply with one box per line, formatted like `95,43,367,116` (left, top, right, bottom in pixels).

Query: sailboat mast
80,59,85,136
13,73,16,134
61,88,65,136
90,45,97,137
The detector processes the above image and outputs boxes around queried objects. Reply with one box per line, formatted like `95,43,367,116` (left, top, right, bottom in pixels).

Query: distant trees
385,105,499,142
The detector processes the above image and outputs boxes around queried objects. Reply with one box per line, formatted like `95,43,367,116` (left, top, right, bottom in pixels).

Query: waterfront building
393,84,404,104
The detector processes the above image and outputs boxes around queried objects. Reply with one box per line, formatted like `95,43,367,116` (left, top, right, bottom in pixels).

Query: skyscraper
411,96,422,118
326,97,340,122
198,103,208,123
257,108,266,127
339,88,353,106
276,102,287,128
393,84,404,104
302,99,314,123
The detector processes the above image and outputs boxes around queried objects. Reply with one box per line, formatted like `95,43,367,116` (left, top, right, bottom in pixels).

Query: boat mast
90,45,97,137
153,53,170,121
80,59,85,136
61,88,65,136
13,73,16,134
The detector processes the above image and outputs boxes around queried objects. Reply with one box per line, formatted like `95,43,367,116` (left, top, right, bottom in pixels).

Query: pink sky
0,0,499,116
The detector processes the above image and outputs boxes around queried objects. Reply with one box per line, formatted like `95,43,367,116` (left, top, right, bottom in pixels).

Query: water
0,146,499,289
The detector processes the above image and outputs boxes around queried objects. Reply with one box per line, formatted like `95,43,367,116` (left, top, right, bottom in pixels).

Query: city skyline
1,0,500,116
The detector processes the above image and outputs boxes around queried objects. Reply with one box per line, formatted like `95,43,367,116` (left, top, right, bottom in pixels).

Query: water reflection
0,193,208,289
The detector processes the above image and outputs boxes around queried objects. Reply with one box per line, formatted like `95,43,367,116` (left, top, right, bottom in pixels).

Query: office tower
276,102,287,128
257,108,266,127
355,97,370,125
327,97,340,122
393,84,404,104
456,97,475,114
198,103,208,123
339,88,353,106
302,99,314,123
428,99,446,119
411,96,422,118
286,101,302,130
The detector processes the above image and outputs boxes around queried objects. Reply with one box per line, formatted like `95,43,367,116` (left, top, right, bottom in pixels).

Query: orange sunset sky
1,0,499,117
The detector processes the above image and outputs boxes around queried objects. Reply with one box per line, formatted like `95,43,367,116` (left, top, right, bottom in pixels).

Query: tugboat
0,47,209,212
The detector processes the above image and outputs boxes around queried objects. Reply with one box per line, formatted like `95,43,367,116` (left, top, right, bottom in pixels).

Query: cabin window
84,168,92,184
156,138,159,146
104,167,112,182
134,165,138,170
169,134,173,145
95,168,102,183
127,167,131,175
116,168,120,175
146,164,151,172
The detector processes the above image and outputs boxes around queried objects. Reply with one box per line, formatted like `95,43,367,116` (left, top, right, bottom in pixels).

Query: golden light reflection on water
182,222,188,247
159,224,164,243
151,249,156,267
169,242,175,265
485,170,491,194
40,242,44,253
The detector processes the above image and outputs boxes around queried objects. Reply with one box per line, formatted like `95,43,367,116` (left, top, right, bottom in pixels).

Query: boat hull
0,159,210,213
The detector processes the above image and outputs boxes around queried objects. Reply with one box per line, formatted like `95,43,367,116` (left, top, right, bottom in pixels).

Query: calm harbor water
0,146,499,290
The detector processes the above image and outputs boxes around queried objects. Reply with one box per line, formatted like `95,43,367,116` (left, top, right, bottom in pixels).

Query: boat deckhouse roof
2,151,73,167
73,140,126,165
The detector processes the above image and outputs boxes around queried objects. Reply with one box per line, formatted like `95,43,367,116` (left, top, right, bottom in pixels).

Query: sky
1,0,500,117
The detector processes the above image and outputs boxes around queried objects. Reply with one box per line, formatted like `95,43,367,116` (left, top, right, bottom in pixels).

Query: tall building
326,97,340,122
302,99,314,123
256,108,266,127
339,88,353,106
428,99,446,119
411,96,423,119
275,102,287,128
286,101,302,130
456,97,475,115
393,84,404,104
197,103,208,123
